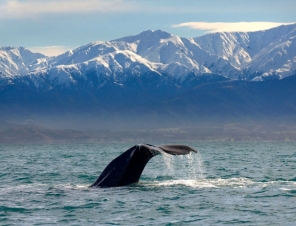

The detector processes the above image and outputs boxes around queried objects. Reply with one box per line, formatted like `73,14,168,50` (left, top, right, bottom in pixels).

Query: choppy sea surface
0,142,296,225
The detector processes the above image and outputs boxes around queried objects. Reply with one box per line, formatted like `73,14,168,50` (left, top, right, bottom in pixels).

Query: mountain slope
194,24,296,80
1,71,295,129
1,25,296,130
1,24,295,86
0,46,47,78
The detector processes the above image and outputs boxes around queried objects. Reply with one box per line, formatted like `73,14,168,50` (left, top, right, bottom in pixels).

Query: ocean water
0,142,295,225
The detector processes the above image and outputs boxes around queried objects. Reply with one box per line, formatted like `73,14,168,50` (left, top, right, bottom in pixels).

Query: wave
0,183,90,194
141,177,296,189
1,178,296,192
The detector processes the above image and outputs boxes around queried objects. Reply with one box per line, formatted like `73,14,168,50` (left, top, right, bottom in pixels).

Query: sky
1,0,295,56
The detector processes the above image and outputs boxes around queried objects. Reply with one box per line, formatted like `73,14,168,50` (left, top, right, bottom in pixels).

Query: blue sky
1,0,295,56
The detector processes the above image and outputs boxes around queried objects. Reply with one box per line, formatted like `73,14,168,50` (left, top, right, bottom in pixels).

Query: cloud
28,46,73,56
172,22,295,33
0,0,136,18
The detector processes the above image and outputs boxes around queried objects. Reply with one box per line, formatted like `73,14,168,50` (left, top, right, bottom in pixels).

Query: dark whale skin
90,144,197,188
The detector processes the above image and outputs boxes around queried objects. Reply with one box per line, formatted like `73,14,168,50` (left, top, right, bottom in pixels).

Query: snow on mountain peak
1,24,296,87
0,46,46,78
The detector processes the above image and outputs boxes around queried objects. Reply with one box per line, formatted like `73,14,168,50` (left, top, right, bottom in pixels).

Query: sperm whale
90,144,197,187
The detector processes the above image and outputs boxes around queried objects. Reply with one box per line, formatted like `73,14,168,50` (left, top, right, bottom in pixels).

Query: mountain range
0,24,296,135
1,23,296,82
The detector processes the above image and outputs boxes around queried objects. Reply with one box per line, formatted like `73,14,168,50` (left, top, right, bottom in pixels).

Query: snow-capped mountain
1,25,296,128
194,24,296,80
0,23,296,88
0,46,47,78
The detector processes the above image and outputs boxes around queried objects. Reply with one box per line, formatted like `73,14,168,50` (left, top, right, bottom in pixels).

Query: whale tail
159,144,197,155
90,144,197,188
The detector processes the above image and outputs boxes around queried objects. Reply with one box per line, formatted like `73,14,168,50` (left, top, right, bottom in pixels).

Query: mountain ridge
1,24,296,132
1,23,295,85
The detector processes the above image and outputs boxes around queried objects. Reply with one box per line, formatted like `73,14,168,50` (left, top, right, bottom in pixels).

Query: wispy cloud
29,46,74,56
172,22,295,33
0,0,136,18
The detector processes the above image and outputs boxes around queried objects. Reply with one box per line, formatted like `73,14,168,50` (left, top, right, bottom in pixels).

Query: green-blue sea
1,142,296,225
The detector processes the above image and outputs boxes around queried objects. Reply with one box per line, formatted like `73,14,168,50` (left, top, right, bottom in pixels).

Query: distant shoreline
1,123,295,144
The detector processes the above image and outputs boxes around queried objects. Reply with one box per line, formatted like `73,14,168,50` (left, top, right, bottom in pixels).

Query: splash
160,150,174,174
186,151,204,179
159,147,204,180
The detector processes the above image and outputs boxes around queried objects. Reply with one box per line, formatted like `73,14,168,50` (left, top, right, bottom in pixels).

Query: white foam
55,183,89,190
147,177,296,191
150,177,254,188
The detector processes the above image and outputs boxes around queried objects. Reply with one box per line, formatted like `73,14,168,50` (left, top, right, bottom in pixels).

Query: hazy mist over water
1,142,296,225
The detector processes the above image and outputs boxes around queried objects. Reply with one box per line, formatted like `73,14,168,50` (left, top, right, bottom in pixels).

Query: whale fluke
159,144,197,155
90,144,197,188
